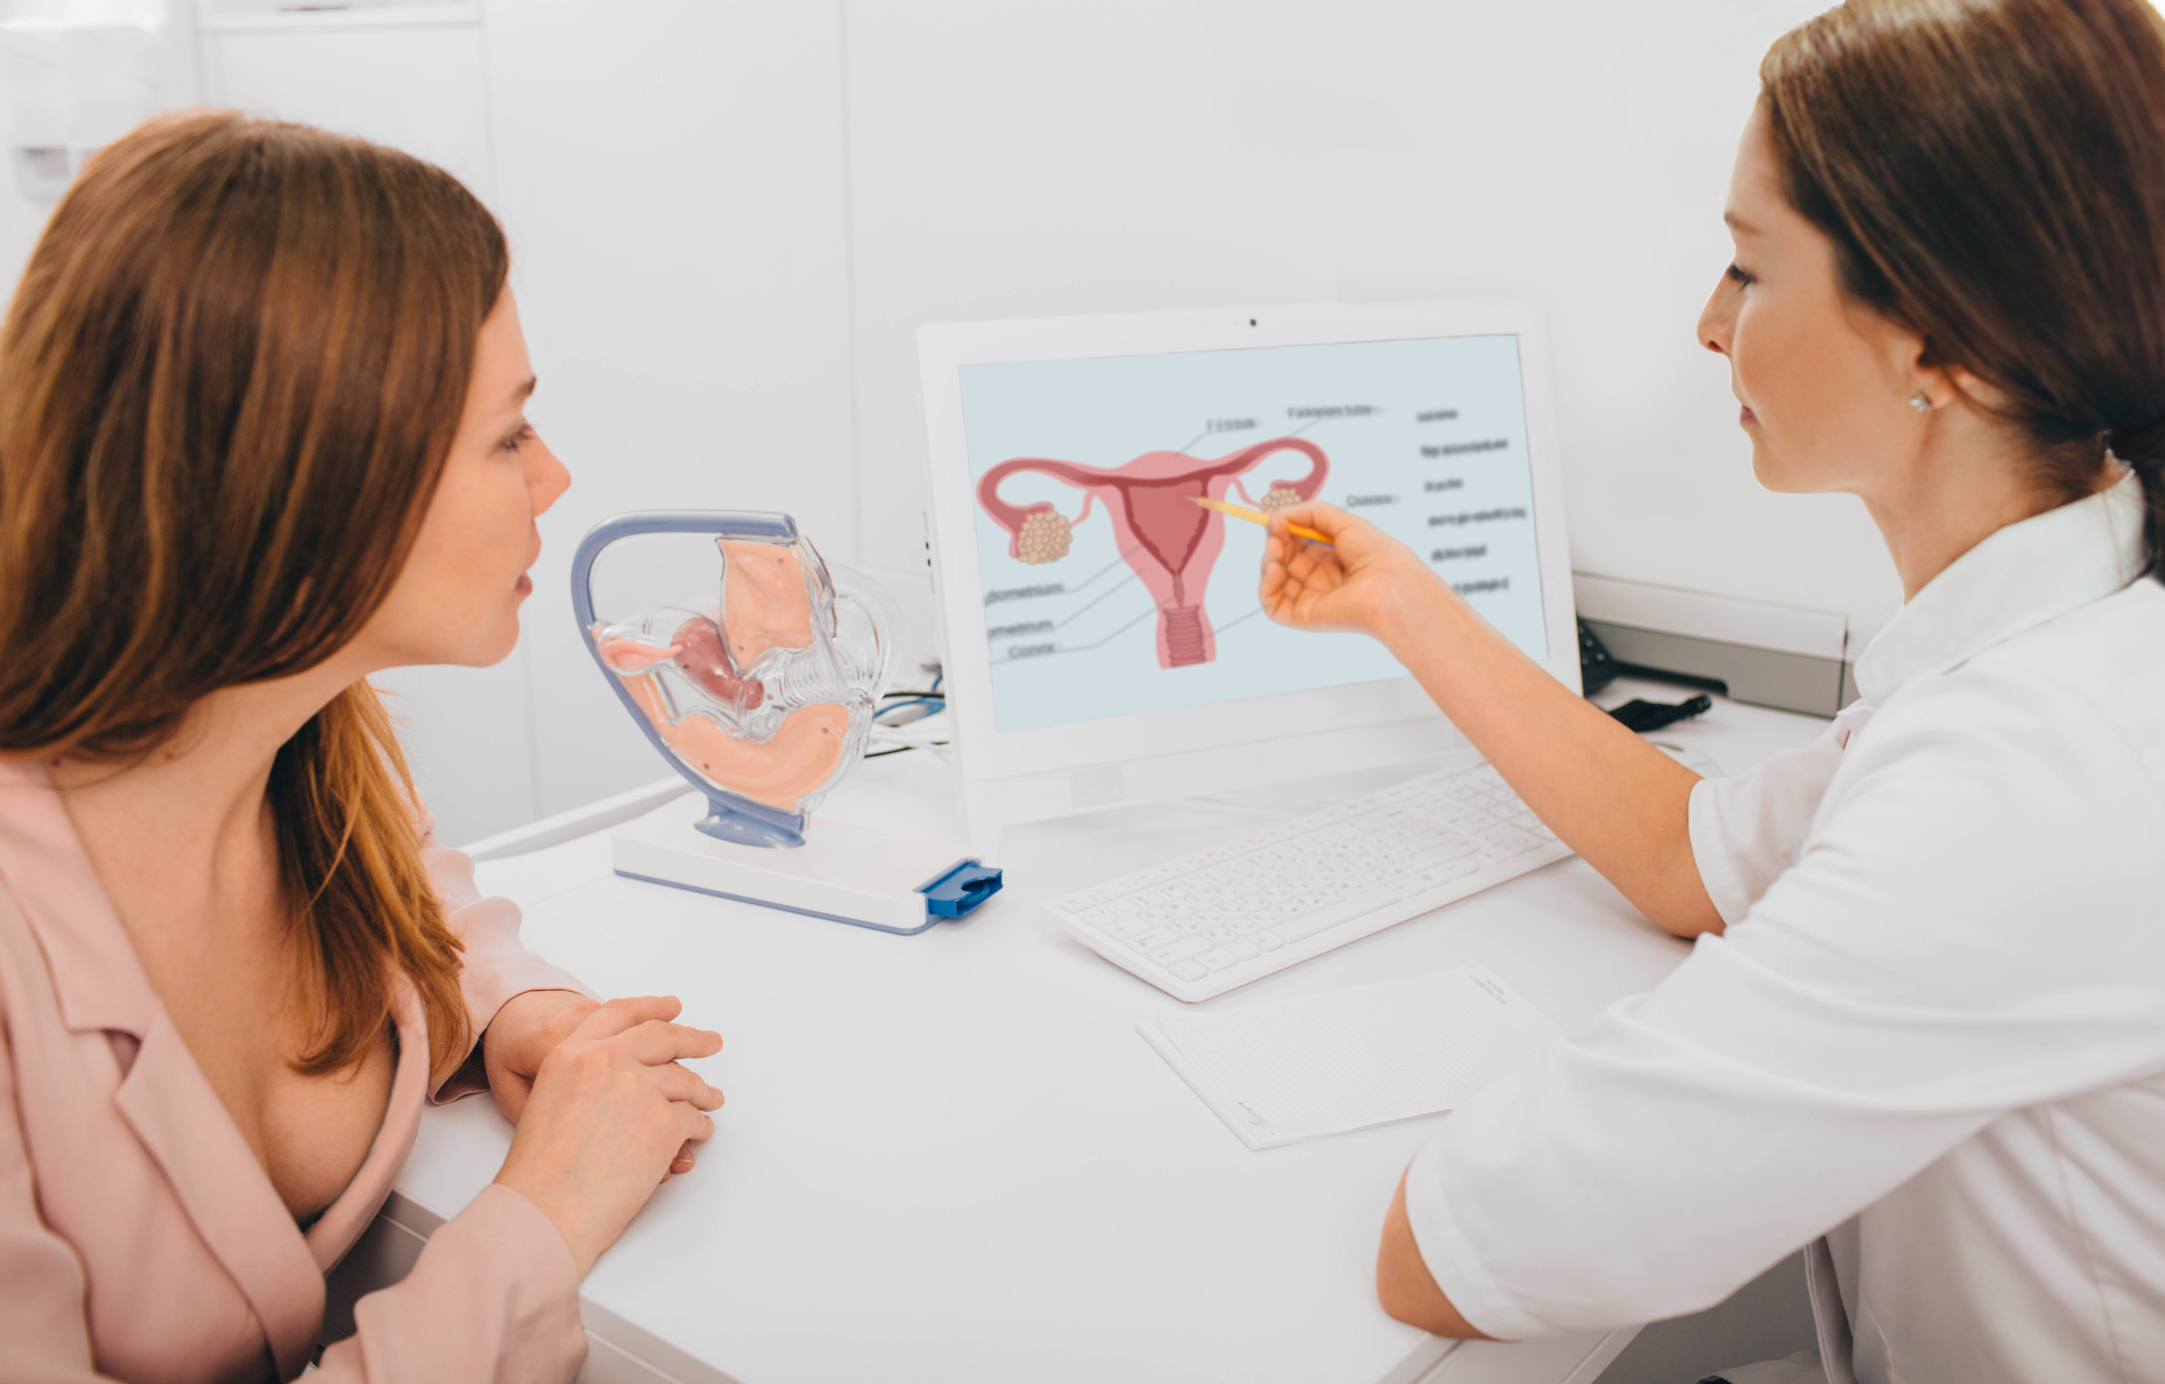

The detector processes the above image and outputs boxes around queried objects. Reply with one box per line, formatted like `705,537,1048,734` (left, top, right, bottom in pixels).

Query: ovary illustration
976,437,1328,667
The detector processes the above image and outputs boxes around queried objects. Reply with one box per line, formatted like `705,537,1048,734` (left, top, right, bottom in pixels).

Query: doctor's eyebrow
1723,211,1761,234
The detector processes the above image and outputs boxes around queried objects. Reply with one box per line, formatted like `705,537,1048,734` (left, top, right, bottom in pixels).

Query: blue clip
916,860,1004,919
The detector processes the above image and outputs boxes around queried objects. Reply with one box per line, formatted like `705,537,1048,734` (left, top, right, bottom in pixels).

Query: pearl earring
1910,393,1932,414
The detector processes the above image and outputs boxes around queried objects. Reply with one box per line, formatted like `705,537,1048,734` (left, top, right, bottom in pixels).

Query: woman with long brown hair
0,112,722,1380
1262,0,2165,1378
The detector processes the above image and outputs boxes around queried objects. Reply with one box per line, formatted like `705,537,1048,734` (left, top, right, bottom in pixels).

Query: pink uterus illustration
976,437,1328,668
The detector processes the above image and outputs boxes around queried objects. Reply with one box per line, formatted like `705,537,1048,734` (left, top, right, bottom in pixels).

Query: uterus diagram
976,438,1328,668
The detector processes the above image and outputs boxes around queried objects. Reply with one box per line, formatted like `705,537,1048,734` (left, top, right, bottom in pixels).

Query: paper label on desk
1136,966,1562,1150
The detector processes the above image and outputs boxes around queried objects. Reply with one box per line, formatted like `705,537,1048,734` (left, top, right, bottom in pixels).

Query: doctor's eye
1725,262,1755,287
500,423,536,453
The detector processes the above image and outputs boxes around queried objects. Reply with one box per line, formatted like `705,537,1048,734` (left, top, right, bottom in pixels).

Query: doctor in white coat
1260,0,2165,1379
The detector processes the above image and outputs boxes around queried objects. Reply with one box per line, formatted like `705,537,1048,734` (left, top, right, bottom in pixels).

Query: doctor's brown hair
0,112,507,1079
1762,0,2165,573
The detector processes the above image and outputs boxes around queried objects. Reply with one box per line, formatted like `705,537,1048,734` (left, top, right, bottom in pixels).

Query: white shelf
198,2,478,34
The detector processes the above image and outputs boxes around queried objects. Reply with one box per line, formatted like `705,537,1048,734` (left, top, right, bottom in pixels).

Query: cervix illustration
976,438,1329,668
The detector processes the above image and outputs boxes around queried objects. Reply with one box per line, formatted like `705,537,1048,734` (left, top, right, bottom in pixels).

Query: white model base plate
613,799,972,934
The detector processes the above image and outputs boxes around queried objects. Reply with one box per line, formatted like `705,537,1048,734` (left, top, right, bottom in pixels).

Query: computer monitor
916,298,1578,857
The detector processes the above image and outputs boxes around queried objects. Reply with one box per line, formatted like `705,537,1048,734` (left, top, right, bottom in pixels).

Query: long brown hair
1761,0,2165,573
0,111,508,1078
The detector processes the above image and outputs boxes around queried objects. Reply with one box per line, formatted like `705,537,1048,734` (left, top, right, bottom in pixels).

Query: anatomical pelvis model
976,438,1328,668
573,513,894,847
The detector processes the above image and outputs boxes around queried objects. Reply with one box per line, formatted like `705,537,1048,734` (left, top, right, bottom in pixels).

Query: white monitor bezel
916,298,1578,842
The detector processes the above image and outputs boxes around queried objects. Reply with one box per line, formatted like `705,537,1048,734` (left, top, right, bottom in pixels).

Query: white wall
841,0,1880,609
21,0,1907,843
482,0,855,828
0,0,200,298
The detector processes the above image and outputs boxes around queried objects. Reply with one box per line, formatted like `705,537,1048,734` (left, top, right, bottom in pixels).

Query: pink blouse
0,755,598,1383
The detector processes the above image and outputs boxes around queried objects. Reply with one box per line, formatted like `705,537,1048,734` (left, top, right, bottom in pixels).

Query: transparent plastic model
572,512,898,848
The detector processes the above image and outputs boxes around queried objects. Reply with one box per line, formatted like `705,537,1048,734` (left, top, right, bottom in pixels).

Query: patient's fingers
623,1018,724,1067
575,995,683,1041
654,1061,724,1110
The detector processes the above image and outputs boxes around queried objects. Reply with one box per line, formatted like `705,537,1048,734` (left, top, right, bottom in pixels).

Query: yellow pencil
1189,494,1335,545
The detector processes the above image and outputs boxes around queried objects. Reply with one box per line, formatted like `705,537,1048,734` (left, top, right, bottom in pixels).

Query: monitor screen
960,333,1548,734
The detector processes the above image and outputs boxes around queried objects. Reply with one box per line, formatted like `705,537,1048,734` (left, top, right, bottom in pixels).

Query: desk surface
392,684,1828,1384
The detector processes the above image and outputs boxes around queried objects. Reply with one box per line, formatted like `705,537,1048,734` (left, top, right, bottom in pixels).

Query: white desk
340,684,1827,1384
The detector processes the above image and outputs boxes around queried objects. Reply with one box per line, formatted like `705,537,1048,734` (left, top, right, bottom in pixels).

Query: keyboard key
1274,888,1401,943
1103,917,1149,941
1410,844,1473,871
1169,960,1209,982
1154,936,1211,964
1229,938,1260,960
1254,932,1283,950
1127,928,1177,953
1055,896,1091,914
1196,948,1238,971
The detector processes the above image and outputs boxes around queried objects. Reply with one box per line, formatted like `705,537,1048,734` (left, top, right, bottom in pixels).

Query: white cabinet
196,1,491,195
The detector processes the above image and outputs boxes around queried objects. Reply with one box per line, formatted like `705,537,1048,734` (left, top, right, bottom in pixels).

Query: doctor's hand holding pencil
1254,501,1447,642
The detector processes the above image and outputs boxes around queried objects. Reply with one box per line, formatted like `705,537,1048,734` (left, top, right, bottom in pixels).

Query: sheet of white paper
1137,966,1562,1150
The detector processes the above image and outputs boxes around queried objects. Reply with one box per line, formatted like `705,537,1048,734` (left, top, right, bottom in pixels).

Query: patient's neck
49,656,364,935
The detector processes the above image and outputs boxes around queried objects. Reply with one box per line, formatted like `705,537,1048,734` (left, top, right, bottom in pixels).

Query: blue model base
614,856,1004,936
695,794,810,849
918,860,1004,916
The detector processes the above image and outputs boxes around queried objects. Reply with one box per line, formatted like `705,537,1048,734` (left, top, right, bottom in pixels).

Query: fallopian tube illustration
976,437,1328,667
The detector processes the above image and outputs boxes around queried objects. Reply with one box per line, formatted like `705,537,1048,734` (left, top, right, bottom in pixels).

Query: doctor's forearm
1377,586,1724,938
1377,1170,1490,1337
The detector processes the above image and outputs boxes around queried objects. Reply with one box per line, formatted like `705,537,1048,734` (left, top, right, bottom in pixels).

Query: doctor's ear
1909,357,2013,418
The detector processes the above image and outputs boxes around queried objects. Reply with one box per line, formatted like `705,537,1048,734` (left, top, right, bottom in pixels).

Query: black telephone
1578,618,1621,695
1579,618,1712,732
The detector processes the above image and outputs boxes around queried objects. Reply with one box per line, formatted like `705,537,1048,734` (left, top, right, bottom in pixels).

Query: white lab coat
1404,472,2165,1382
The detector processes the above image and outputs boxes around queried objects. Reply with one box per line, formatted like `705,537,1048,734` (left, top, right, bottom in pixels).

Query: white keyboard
1046,748,1578,1002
